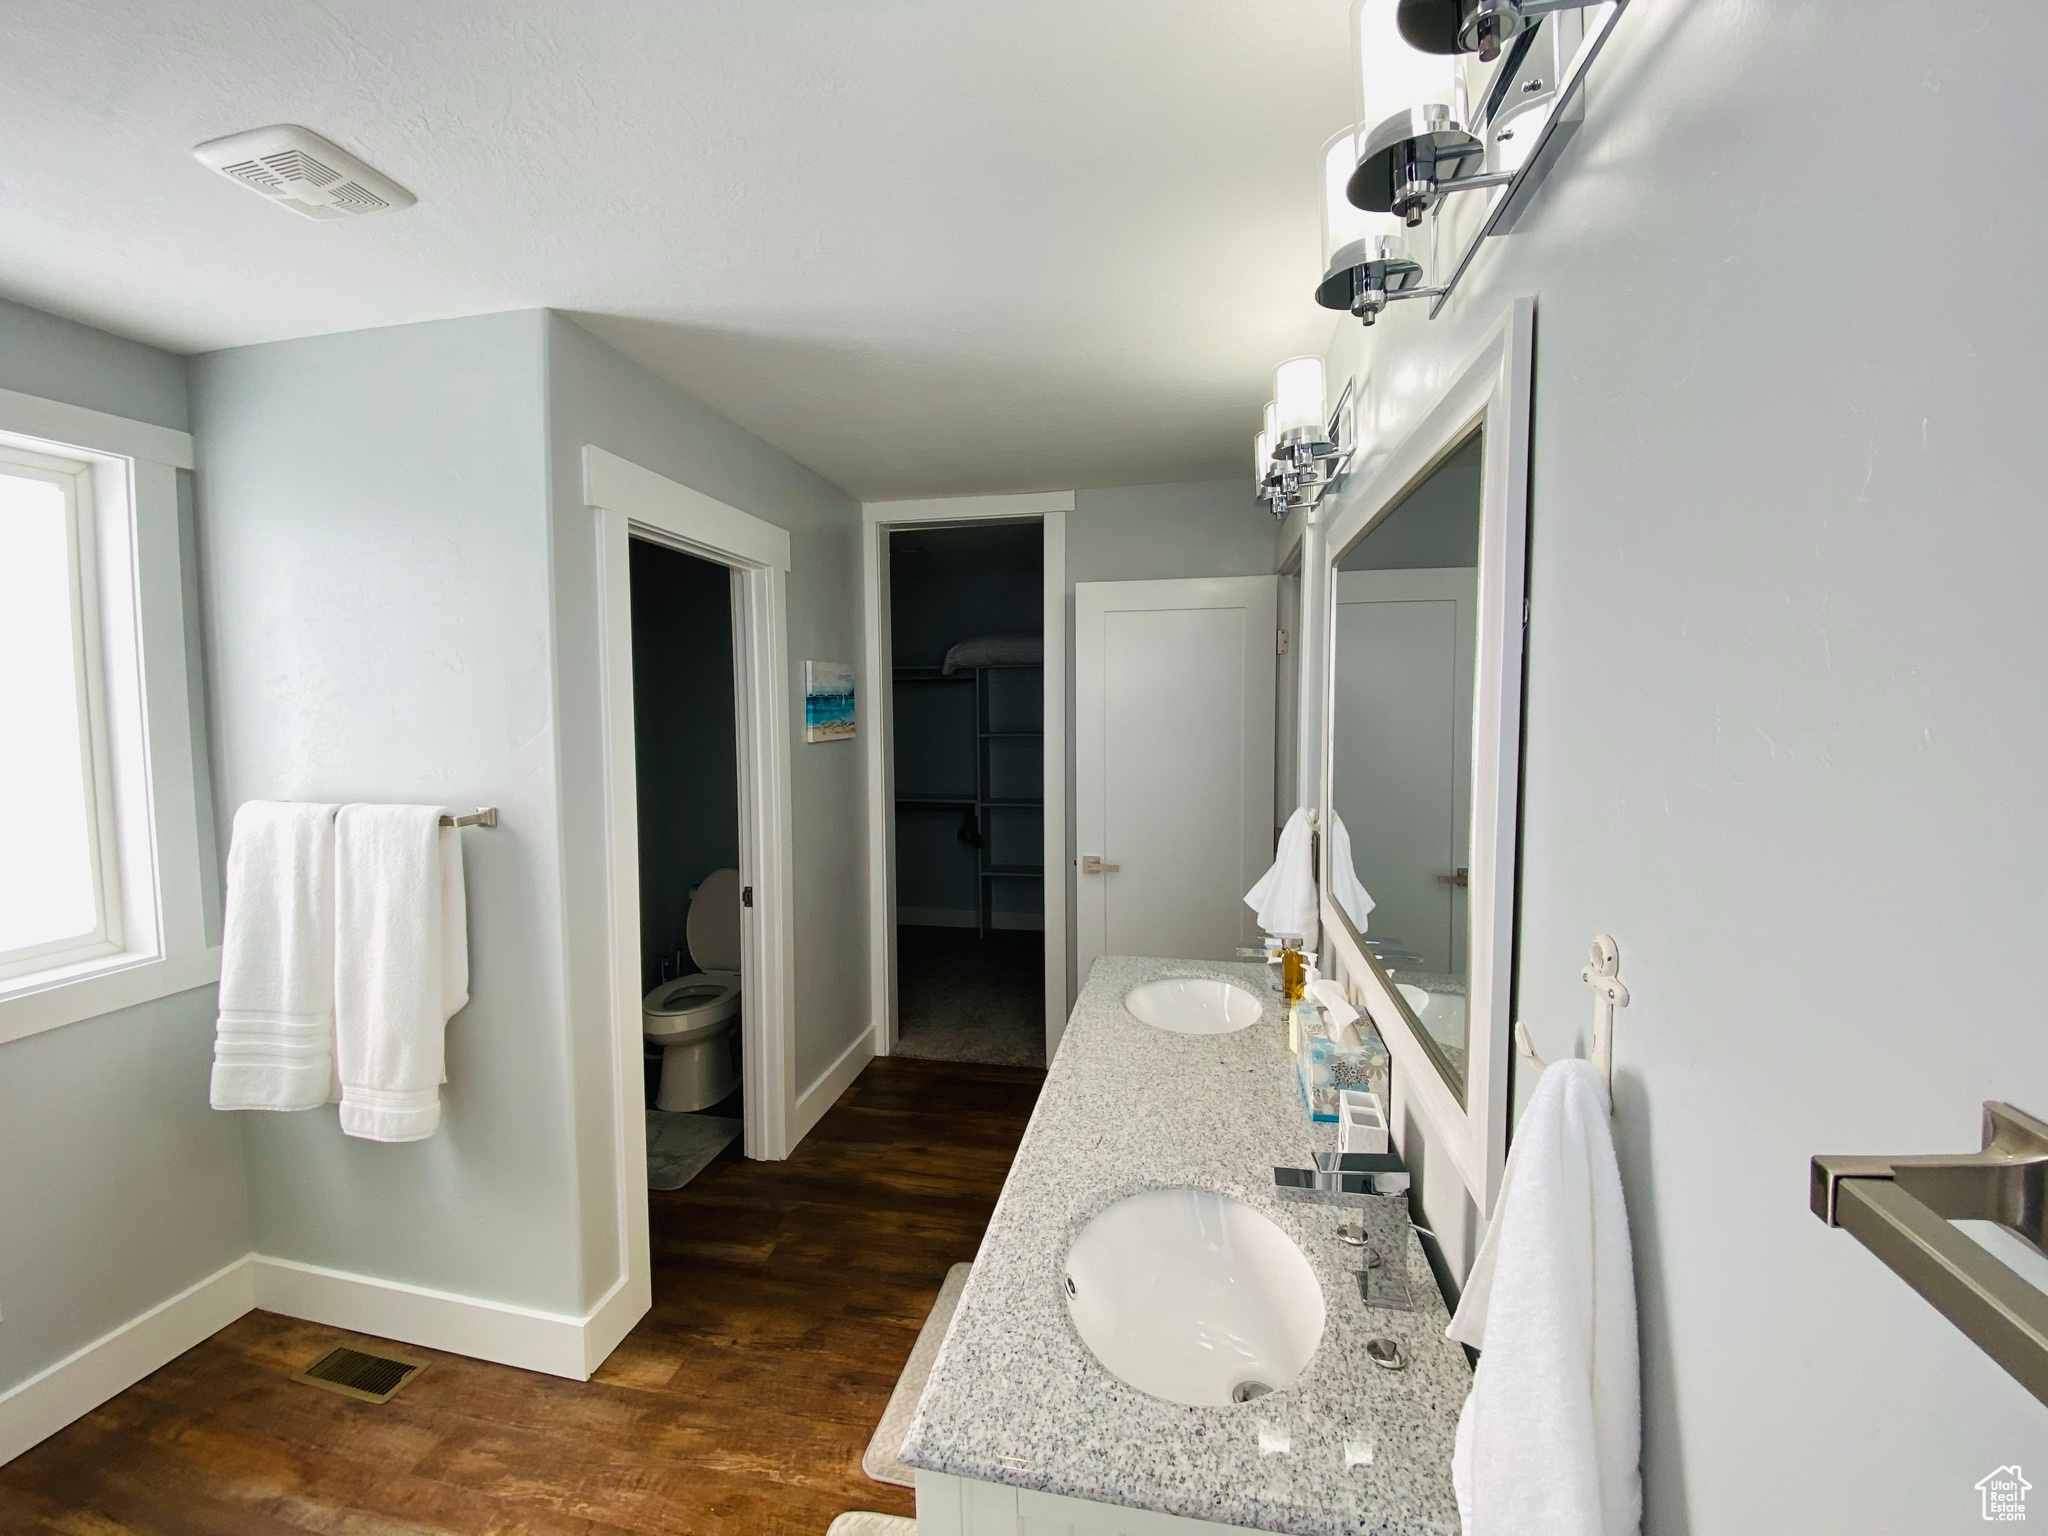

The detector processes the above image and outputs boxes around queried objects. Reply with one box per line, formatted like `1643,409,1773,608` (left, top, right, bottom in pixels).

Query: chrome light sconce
1336,0,1631,315
1315,130,1436,324
1342,0,1508,229
1396,0,1603,64
1256,361,1354,520
1349,102,1509,227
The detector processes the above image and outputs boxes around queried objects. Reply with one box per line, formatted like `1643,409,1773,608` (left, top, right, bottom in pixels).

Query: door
1331,568,1474,976
1075,577,1278,981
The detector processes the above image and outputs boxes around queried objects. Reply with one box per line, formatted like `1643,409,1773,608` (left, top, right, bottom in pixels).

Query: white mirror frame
1317,298,1533,1215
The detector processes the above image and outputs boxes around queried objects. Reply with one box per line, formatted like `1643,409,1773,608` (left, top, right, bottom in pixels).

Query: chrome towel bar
439,807,498,828
1812,1102,2048,1407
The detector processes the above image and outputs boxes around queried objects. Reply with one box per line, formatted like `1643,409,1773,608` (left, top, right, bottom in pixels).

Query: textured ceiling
0,1,1350,496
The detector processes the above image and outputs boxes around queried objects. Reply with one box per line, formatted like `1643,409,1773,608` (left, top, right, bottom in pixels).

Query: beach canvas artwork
804,660,856,743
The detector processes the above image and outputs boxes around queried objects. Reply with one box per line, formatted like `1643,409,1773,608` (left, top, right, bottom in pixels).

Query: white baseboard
0,1255,255,1467
0,1252,647,1466
791,1027,875,1147
247,1256,601,1381
575,1270,648,1377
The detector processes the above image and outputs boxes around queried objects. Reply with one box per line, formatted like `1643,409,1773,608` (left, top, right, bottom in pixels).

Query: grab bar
1811,1102,2048,1406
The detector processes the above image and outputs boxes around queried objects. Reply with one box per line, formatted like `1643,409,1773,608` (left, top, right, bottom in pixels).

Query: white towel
211,801,341,1112
1244,807,1318,938
1326,811,1376,935
1447,1059,1640,1536
333,804,470,1142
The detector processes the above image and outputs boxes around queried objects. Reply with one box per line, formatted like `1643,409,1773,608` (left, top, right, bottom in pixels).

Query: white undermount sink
1063,1187,1325,1407
1122,977,1263,1035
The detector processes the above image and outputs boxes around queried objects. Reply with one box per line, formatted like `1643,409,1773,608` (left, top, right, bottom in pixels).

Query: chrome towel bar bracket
439,807,499,829
1811,1102,2048,1407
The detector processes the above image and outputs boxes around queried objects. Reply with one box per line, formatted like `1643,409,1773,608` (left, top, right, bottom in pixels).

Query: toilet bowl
643,867,743,1113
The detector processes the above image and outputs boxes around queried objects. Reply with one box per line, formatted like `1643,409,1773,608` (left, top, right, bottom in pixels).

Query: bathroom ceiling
0,1,1352,498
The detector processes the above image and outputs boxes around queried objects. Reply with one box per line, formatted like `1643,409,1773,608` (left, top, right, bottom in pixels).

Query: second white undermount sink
1123,977,1263,1035
1063,1187,1325,1407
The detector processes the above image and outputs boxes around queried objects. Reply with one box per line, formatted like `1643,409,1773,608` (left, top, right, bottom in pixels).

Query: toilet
642,867,743,1113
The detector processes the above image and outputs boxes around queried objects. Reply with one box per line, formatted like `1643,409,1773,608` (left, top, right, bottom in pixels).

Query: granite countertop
900,956,1468,1536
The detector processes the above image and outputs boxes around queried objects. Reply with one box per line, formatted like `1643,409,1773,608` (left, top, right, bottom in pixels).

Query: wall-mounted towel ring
1514,933,1631,1095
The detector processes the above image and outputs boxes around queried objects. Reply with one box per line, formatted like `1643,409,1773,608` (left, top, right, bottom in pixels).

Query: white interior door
1331,568,1474,976
1075,577,1278,982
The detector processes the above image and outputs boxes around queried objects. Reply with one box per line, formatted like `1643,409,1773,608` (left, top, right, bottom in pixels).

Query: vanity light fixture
1316,131,1434,324
1396,0,1605,63
1257,365,1354,520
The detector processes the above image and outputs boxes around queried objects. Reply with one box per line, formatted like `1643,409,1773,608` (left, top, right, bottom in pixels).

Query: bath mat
863,1262,973,1487
826,1516,915,1536
645,1111,740,1191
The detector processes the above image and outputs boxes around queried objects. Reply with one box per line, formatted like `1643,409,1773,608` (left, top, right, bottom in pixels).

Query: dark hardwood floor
0,1056,1044,1536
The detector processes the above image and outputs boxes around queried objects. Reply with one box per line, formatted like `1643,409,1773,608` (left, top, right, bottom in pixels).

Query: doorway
588,446,801,1370
888,521,1045,1067
861,492,1071,1062
629,539,745,1190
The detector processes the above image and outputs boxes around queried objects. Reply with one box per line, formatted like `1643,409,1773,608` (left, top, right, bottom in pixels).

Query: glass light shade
1352,0,1456,132
1321,128,1385,273
1255,430,1271,483
1272,357,1327,440
1264,400,1279,444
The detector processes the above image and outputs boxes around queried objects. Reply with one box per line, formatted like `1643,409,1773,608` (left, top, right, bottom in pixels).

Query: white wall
0,298,249,1397
190,311,591,1313
1314,4,2048,1529
543,315,867,1295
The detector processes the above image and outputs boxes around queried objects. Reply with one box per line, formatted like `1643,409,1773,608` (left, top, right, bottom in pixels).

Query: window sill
0,945,222,1047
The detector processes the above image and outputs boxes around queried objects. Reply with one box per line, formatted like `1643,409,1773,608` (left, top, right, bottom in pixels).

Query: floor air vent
292,1344,428,1403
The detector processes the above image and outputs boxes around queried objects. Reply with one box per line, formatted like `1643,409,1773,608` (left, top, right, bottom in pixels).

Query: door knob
1081,855,1121,874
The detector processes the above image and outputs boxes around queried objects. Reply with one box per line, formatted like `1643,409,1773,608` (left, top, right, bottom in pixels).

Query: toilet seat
643,969,741,1043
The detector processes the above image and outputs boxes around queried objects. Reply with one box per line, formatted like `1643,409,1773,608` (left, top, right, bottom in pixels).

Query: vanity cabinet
918,1470,1276,1536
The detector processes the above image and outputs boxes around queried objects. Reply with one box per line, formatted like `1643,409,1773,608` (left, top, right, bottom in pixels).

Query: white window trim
0,388,220,1044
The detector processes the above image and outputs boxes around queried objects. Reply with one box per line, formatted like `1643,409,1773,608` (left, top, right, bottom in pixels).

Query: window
0,391,213,1042
0,444,122,979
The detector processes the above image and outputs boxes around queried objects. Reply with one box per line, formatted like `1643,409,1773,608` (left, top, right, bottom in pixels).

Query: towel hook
1514,933,1630,1093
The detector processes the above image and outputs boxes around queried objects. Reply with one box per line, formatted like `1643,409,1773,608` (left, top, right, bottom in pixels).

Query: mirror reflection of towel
1327,812,1376,934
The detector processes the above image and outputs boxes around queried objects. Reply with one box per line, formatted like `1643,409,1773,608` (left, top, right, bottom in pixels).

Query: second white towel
334,804,470,1142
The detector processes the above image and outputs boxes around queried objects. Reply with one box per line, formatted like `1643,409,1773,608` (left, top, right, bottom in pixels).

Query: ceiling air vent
193,124,415,221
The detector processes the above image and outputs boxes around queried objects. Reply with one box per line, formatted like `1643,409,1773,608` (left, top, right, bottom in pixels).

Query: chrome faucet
1273,1149,1411,1198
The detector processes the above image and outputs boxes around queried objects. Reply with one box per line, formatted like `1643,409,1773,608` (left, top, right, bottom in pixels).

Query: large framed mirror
1319,300,1532,1212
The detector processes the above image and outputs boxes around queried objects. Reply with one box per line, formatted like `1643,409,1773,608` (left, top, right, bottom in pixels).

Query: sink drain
1230,1379,1274,1403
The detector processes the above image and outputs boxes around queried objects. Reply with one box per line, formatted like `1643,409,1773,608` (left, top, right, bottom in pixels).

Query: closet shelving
893,659,1043,937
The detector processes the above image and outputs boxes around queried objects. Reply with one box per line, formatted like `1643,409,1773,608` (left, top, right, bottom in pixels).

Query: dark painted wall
630,540,739,988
